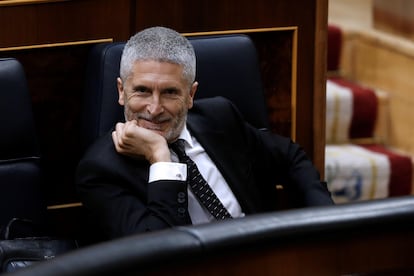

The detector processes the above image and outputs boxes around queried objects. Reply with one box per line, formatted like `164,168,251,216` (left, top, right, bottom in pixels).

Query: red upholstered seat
361,144,412,197
327,25,343,72
326,25,413,203
328,77,378,140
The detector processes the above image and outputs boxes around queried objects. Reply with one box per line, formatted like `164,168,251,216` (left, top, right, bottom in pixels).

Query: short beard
123,106,188,143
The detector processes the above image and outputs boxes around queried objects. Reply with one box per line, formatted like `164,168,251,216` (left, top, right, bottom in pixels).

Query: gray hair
119,26,196,86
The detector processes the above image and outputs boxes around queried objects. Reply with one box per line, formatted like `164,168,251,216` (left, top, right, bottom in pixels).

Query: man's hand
112,120,171,164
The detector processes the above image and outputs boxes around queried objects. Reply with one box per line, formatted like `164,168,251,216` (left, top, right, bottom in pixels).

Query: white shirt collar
177,124,194,149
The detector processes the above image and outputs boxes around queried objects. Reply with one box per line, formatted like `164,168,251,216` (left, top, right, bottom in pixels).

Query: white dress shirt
149,125,245,224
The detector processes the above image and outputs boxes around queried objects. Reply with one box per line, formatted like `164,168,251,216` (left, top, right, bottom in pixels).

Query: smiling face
117,60,198,143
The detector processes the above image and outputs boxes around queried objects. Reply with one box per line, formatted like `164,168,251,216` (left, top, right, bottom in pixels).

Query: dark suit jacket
76,97,333,240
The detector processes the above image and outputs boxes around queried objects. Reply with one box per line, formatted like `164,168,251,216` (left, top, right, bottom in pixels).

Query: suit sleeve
249,127,334,207
76,134,192,240
193,97,333,209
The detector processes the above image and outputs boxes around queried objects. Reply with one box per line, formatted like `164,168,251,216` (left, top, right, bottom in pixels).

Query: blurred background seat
0,58,46,232
325,25,413,204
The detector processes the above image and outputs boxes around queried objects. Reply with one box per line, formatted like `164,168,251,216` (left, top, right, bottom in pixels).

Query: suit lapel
187,112,257,213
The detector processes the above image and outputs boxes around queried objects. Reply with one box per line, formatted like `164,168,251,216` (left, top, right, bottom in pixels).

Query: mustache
135,113,171,123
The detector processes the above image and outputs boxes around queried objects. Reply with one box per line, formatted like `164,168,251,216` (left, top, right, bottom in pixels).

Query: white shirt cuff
149,162,187,182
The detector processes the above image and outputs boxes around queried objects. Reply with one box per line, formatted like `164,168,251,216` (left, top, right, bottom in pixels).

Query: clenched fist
112,120,171,164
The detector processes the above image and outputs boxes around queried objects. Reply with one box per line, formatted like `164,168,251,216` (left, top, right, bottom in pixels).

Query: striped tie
170,139,232,220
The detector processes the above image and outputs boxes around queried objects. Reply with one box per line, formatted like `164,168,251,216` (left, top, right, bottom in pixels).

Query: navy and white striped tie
170,139,232,220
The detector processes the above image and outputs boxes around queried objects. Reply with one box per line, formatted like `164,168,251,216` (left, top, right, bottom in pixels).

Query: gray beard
123,108,188,143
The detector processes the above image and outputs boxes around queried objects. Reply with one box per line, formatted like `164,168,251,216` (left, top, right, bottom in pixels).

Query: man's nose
147,94,164,115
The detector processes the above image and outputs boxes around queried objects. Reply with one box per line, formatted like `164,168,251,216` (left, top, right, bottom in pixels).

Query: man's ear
188,81,198,109
117,77,125,106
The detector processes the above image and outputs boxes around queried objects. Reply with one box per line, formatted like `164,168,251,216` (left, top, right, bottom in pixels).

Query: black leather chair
81,34,269,150
0,58,46,230
9,196,414,275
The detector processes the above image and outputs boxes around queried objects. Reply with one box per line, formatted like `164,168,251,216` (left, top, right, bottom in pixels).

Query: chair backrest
9,196,414,275
0,58,45,228
81,34,269,150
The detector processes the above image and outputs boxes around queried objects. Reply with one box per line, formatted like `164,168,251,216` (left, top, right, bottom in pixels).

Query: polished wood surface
374,0,414,39
152,228,414,275
0,0,131,47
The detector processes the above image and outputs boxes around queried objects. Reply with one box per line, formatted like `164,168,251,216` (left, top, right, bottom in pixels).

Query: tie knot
170,139,186,158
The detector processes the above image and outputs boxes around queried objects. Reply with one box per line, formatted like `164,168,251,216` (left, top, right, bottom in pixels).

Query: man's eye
164,89,178,95
134,87,149,94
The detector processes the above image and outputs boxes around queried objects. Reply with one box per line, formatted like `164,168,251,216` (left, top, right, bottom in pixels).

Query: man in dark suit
76,26,333,240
